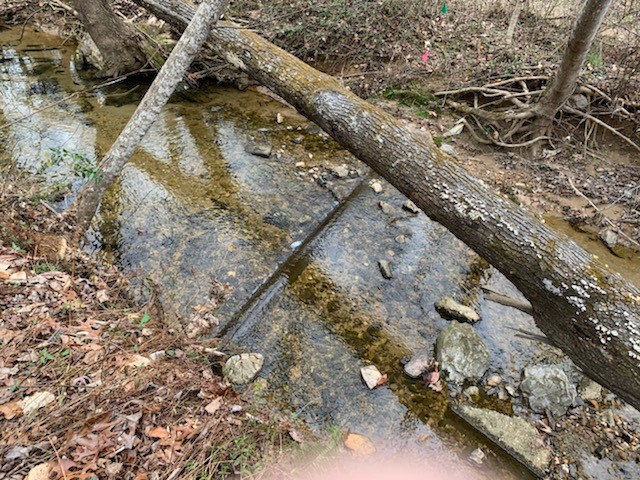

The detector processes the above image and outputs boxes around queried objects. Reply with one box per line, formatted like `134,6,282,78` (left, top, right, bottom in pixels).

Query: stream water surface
2,27,639,479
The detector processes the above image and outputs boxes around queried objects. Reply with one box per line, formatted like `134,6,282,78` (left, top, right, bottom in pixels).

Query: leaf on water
344,433,376,458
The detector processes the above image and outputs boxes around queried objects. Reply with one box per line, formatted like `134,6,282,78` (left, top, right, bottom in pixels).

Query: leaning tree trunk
131,0,640,410
70,0,147,76
74,0,229,232
532,0,613,135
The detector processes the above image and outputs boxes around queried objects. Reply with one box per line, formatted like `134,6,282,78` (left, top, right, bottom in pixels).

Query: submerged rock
369,179,383,193
223,353,264,385
331,164,350,178
403,349,434,378
244,142,272,158
402,200,420,214
378,201,394,215
578,377,603,402
378,259,393,279
435,296,480,324
436,322,489,384
520,365,576,417
455,405,551,476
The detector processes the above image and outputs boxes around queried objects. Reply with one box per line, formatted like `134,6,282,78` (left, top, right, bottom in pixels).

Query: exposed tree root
436,77,640,152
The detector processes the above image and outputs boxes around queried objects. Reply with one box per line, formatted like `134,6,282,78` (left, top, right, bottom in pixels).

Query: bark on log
132,0,640,410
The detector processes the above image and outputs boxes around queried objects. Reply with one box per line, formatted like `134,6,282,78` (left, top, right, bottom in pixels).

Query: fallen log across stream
132,0,640,410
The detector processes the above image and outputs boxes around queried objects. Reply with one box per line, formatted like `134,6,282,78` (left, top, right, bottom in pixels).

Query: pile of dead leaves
0,210,290,480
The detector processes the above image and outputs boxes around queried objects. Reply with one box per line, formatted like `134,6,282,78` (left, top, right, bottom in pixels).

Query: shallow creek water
2,27,639,479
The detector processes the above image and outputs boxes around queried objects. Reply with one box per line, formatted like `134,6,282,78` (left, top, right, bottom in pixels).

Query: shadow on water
11,27,640,479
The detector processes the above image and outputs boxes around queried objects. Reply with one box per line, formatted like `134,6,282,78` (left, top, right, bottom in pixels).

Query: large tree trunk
74,0,229,232
70,0,147,77
131,0,640,410
532,0,613,134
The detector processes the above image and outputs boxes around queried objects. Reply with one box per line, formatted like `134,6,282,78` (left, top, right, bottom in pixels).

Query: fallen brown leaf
204,397,222,414
25,462,53,480
147,426,170,439
0,401,23,419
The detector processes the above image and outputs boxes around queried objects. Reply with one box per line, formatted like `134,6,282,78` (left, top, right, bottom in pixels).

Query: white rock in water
369,180,383,193
224,353,264,385
360,365,383,390
332,165,350,178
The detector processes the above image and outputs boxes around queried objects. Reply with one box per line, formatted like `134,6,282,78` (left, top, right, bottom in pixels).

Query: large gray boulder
436,322,489,384
520,365,576,417
223,353,264,385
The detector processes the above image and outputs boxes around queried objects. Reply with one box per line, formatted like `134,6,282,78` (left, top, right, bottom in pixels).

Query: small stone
404,349,434,378
435,296,480,324
292,135,304,144
378,201,393,215
599,228,618,249
593,445,605,459
463,386,480,399
469,448,485,465
223,353,264,385
127,354,151,368
402,200,420,214
332,165,350,178
378,260,393,279
244,142,272,158
440,143,457,157
395,235,406,244
487,375,502,387
290,240,302,249
497,386,509,401
360,365,383,390
276,112,284,124
578,377,602,402
149,350,166,362
568,93,589,110
505,384,518,397
370,180,383,193
295,161,306,168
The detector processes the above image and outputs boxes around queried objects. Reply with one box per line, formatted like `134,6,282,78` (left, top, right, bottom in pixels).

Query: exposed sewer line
218,178,368,343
